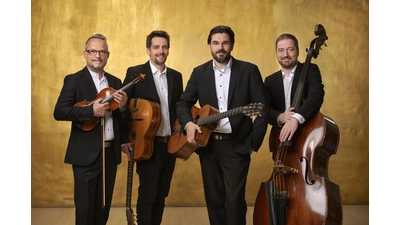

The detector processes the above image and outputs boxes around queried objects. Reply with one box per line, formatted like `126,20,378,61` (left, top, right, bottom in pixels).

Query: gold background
31,0,369,207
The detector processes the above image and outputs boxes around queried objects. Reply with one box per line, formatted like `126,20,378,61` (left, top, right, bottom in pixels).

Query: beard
91,60,105,70
212,50,231,64
154,54,167,66
278,57,297,70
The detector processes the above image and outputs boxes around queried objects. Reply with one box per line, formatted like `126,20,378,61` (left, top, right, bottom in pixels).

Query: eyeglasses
85,49,109,56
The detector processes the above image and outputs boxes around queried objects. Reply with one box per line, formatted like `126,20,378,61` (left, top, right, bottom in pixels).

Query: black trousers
136,141,176,225
198,139,251,225
72,145,117,225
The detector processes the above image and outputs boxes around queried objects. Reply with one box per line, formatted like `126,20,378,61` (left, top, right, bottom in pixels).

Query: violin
74,73,145,131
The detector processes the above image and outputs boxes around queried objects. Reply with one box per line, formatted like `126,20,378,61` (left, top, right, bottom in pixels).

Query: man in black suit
176,25,268,225
264,33,324,143
54,33,131,225
122,30,183,225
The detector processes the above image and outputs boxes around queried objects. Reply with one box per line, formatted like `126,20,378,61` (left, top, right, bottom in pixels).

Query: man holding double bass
122,30,183,225
255,29,342,225
264,33,325,143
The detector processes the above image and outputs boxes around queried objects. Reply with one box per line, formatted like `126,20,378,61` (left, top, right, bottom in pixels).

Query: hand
186,122,202,144
114,90,128,110
121,143,133,161
278,107,295,124
279,117,299,142
93,98,110,117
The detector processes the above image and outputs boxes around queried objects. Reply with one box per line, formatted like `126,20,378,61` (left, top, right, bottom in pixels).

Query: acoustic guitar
128,98,161,161
168,103,265,160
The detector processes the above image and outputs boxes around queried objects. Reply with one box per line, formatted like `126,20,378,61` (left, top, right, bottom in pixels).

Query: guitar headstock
242,103,265,117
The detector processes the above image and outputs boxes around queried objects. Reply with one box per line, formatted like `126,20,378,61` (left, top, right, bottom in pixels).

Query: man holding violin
54,33,131,225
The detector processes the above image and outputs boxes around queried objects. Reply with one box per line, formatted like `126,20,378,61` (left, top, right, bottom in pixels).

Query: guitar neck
196,106,244,126
126,150,134,208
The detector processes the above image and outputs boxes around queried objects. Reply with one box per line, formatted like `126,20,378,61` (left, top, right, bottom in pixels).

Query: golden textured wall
31,0,369,207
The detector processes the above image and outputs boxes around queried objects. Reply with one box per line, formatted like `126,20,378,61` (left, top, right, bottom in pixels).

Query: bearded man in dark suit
176,25,268,225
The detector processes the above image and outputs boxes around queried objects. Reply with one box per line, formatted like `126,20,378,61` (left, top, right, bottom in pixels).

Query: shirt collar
213,57,232,72
281,65,298,78
87,66,105,80
149,61,167,75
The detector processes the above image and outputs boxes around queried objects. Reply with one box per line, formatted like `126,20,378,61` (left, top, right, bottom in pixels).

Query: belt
104,140,114,148
155,136,169,143
211,133,232,140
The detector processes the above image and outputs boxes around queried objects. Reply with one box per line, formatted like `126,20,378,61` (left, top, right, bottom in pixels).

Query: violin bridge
273,165,298,174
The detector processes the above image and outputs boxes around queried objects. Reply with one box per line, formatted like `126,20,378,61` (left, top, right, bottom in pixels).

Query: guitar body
128,98,161,161
168,105,219,160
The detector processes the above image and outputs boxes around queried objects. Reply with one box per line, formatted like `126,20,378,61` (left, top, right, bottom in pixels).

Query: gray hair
85,33,108,49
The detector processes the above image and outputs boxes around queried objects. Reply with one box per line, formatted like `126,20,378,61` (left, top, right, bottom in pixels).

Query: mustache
216,50,227,54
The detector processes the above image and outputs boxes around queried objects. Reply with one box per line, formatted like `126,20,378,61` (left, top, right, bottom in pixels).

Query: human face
209,33,234,66
84,38,109,73
147,37,169,69
276,38,299,70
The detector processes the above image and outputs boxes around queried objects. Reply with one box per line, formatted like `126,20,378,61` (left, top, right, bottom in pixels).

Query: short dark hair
275,33,299,51
146,30,170,48
207,25,235,44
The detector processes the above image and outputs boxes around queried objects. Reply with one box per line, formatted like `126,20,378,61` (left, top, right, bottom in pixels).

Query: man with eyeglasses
54,33,132,225
176,25,268,225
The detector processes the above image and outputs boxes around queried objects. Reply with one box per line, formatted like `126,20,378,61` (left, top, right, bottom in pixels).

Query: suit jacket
122,61,183,133
176,57,268,154
264,62,325,128
54,67,131,166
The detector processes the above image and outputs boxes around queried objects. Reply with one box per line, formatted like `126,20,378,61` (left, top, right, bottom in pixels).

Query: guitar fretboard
126,150,134,207
195,106,244,126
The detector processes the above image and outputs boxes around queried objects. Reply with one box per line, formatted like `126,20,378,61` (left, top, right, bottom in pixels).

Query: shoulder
232,57,257,67
167,67,182,76
264,69,281,83
126,62,149,72
105,72,120,81
296,62,319,71
193,60,213,71
64,67,88,81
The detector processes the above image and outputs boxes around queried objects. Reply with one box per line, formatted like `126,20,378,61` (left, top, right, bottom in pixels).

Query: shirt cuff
292,113,305,124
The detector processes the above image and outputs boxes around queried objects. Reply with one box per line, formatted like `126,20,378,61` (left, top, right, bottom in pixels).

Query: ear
146,48,151,56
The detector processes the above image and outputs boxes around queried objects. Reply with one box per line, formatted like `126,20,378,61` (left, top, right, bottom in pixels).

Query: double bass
253,24,342,225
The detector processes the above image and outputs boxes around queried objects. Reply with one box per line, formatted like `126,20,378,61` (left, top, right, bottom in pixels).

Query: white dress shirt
281,66,305,125
88,68,115,141
149,61,171,137
212,59,232,134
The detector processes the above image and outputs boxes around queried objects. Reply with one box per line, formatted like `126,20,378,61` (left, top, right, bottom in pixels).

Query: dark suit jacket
122,61,183,133
264,62,325,128
54,67,131,166
176,57,268,154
